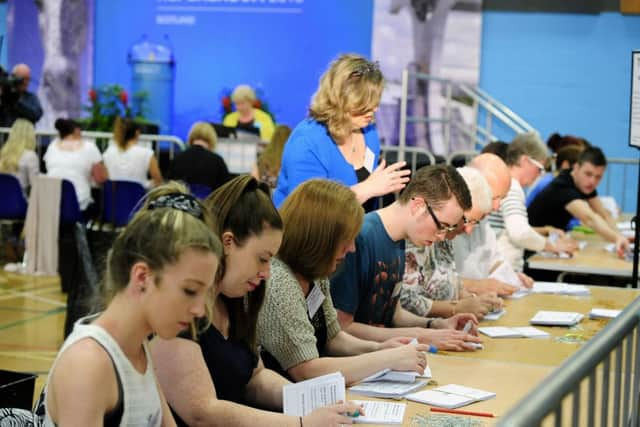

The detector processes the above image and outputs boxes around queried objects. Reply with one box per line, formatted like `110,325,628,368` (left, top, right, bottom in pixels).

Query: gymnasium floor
0,270,65,404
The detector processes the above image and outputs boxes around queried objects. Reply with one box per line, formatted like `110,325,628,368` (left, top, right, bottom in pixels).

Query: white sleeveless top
103,144,154,188
43,315,163,426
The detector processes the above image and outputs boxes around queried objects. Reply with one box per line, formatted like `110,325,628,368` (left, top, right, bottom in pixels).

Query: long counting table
347,286,640,426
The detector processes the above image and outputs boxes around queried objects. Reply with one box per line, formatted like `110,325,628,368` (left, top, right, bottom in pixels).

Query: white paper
306,284,325,318
589,308,622,319
435,384,496,401
406,384,495,409
530,310,584,326
351,400,406,425
483,308,506,321
531,282,590,296
282,372,345,417
349,380,426,398
479,326,549,339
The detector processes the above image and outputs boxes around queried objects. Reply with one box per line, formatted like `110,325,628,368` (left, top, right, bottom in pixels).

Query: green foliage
83,84,151,131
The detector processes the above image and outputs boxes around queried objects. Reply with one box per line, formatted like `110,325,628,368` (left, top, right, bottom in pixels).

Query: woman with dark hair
152,175,361,427
103,117,163,187
44,118,107,212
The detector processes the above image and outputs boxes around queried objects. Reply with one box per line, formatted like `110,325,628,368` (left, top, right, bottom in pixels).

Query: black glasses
425,203,458,234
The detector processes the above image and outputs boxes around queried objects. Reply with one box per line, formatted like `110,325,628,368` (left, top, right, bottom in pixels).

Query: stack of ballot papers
478,326,549,339
350,400,406,425
617,221,635,238
283,372,408,424
530,310,584,326
361,366,432,383
406,384,496,409
589,308,622,319
483,308,506,320
530,282,591,296
349,379,426,399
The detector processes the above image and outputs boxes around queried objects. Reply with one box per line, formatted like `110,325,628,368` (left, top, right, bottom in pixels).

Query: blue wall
94,1,373,139
480,11,640,211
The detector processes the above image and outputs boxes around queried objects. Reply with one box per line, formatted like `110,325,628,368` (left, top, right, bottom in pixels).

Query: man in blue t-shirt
330,165,483,352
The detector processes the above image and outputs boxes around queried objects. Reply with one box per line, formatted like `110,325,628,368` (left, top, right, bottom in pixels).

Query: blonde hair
231,84,256,104
0,119,36,174
257,125,291,184
506,132,548,166
278,179,363,281
187,121,218,150
309,53,384,142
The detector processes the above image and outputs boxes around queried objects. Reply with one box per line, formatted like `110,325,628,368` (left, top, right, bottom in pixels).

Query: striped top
487,177,546,270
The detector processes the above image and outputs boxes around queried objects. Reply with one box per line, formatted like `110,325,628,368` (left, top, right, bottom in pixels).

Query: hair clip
350,61,381,79
148,193,204,220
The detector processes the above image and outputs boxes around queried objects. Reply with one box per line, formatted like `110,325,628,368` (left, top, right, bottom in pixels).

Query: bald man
453,153,535,296
0,63,43,127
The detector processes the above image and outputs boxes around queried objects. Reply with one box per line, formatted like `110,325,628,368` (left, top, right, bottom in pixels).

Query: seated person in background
273,54,410,211
487,133,577,271
454,153,535,295
0,118,39,194
526,135,588,206
528,146,630,255
168,121,230,193
151,176,360,427
258,179,429,385
399,167,503,320
103,117,162,188
251,124,291,189
330,165,481,352
481,140,509,160
223,84,275,142
44,118,108,213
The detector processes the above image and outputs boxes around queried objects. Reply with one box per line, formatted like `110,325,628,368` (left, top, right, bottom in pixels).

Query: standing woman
259,179,429,385
41,183,222,426
273,54,410,210
152,176,361,427
0,118,39,194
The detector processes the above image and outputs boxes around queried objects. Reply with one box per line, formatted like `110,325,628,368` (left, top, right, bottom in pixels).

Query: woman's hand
302,401,365,426
387,343,430,373
379,336,414,350
352,159,410,202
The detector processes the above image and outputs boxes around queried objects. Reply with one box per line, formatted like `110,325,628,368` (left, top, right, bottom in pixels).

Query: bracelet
299,416,303,427
425,318,433,328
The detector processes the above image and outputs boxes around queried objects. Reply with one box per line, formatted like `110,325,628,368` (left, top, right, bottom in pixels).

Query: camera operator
0,63,43,127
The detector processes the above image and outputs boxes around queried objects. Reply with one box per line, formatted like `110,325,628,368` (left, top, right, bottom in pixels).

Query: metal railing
0,127,186,162
603,158,640,214
497,296,640,426
398,68,536,158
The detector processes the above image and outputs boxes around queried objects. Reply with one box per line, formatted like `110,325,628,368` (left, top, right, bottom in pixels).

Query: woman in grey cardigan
258,179,430,385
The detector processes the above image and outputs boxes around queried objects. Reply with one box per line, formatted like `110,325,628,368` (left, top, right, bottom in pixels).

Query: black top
168,145,230,192
356,166,377,213
261,282,328,381
173,323,258,427
528,169,597,230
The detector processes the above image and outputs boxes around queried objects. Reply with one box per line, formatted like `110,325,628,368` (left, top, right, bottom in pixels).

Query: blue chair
0,173,27,220
60,179,83,224
102,180,147,227
189,182,213,200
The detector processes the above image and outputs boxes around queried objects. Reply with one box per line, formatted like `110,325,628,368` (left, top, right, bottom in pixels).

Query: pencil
430,407,495,418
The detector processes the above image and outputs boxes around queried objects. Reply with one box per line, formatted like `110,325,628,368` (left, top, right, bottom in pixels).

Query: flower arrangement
83,84,150,131
219,87,275,122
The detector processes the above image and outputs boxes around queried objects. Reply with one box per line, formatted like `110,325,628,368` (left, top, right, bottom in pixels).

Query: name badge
306,284,326,318
364,146,375,173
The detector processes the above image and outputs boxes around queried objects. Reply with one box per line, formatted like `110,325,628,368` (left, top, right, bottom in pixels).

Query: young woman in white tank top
40,184,222,426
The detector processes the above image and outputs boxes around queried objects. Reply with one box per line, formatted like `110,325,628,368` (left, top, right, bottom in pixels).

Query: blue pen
427,344,438,353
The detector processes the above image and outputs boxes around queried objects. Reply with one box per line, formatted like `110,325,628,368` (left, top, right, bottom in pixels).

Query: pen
430,407,495,418
462,320,473,334
427,345,438,354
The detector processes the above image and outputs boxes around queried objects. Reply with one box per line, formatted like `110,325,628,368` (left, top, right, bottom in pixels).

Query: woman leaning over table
272,53,410,211
258,179,430,385
151,175,362,427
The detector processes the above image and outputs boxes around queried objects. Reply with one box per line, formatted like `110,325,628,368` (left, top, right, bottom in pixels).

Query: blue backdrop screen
95,0,373,138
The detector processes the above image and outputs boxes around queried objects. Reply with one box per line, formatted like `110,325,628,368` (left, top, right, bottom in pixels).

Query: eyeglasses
527,156,545,173
463,216,481,226
425,203,458,234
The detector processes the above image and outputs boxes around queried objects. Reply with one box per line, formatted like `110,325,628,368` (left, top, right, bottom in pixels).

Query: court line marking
0,288,66,307
0,307,65,331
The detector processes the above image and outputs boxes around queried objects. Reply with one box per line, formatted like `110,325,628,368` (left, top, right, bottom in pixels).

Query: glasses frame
527,156,546,173
463,215,481,227
425,203,458,234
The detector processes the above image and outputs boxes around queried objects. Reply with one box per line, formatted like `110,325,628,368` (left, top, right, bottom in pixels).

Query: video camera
0,65,24,106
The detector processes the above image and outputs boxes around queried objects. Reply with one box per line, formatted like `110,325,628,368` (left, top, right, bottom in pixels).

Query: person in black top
168,121,230,194
0,64,43,128
151,176,363,427
528,146,629,255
